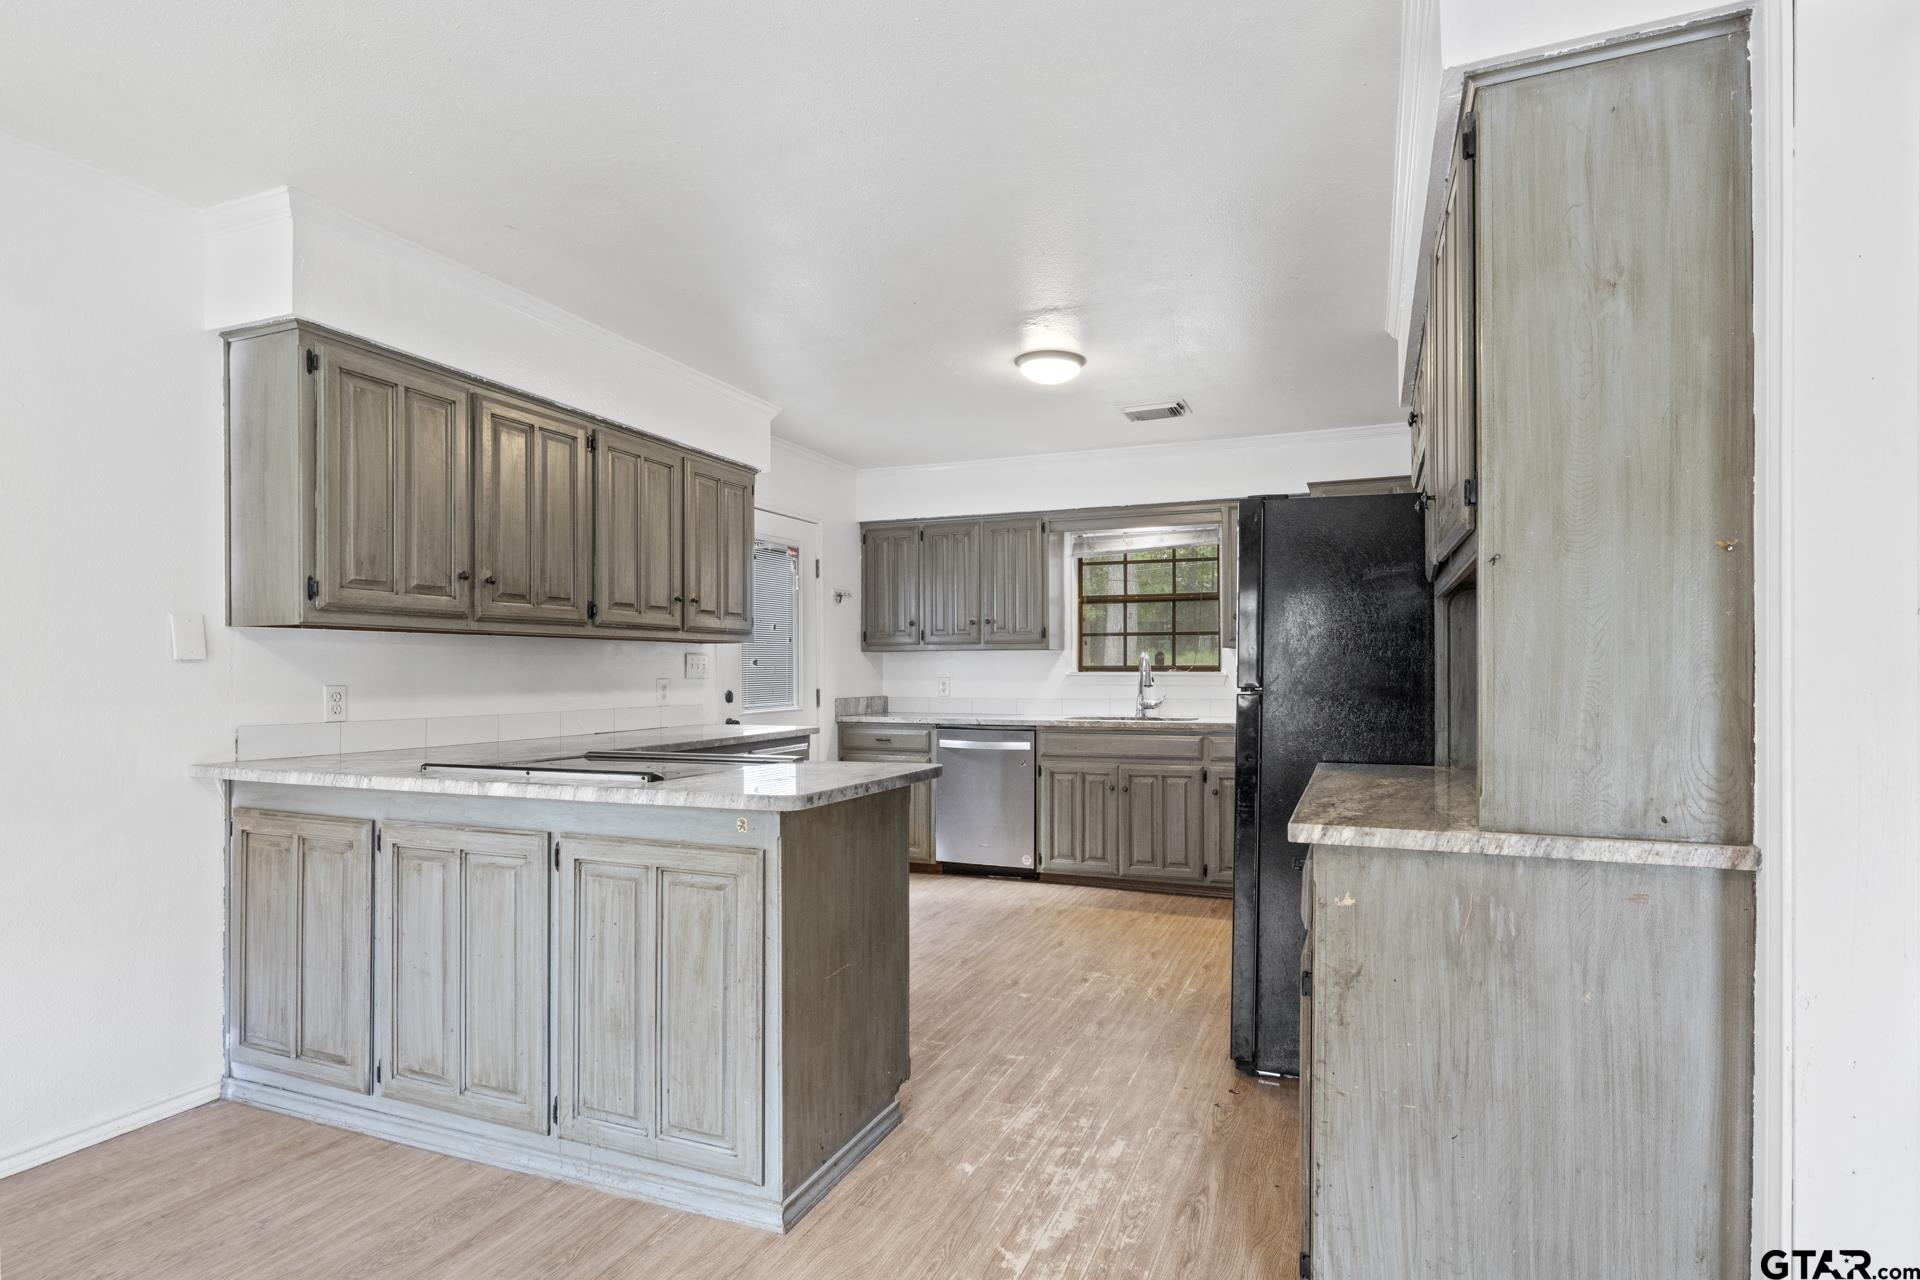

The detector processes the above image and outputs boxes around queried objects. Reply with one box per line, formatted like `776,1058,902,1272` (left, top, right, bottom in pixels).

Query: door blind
742,542,799,711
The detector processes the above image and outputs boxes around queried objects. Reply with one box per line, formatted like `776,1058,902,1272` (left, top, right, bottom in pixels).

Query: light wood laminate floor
0,875,1298,1279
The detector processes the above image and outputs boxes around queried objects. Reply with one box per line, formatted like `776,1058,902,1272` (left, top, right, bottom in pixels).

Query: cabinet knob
672,595,684,604
1211,786,1220,796
689,596,701,605
1108,784,1116,793
969,618,977,626
907,618,916,627
457,570,471,582
983,617,993,626
483,575,498,586
1122,785,1130,793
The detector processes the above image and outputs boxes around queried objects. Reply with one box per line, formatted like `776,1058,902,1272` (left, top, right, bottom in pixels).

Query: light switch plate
684,652,711,679
167,612,207,661
656,677,671,704
936,677,952,698
323,685,348,722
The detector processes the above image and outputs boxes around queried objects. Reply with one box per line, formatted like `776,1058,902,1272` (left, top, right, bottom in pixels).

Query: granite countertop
1287,763,1760,872
840,712,1234,731
191,723,939,813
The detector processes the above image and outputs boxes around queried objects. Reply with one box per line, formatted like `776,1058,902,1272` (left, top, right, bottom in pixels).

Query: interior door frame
732,507,822,727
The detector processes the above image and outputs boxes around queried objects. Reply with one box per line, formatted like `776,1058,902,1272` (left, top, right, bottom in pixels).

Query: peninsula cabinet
859,516,1050,652
224,319,757,642
557,834,763,1180
378,822,550,1133
227,809,374,1094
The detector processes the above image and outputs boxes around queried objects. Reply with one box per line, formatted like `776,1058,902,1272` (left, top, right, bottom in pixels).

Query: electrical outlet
936,676,952,698
656,677,671,704
684,652,710,679
323,685,348,722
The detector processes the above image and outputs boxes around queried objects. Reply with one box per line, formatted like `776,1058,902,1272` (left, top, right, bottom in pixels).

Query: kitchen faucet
1136,652,1166,718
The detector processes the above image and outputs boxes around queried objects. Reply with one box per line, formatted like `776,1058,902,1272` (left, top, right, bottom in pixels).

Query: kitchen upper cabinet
224,322,758,643
594,429,683,631
378,822,549,1132
1117,765,1206,882
859,515,1049,652
862,523,923,648
474,395,594,627
921,520,982,646
683,456,755,636
227,809,374,1094
1039,765,1118,876
557,834,764,1182
982,517,1047,647
312,342,471,618
1427,123,1478,568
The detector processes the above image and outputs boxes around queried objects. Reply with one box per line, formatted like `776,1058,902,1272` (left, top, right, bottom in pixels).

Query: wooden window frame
1076,545,1223,672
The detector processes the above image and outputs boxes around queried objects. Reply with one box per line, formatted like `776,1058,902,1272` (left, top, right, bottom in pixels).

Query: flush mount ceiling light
1015,349,1086,385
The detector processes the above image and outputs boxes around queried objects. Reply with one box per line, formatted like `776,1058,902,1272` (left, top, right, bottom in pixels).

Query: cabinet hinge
375,1061,382,1085
1041,624,1048,641
1299,1252,1312,1279
1201,766,1209,784
1302,969,1314,997
918,529,925,541
305,575,319,601
305,348,319,375
587,430,598,452
587,599,598,622
1040,520,1048,534
1461,112,1476,160
552,1097,559,1125
1463,477,1478,507
374,826,382,853
553,841,560,870
862,628,868,642
815,688,821,707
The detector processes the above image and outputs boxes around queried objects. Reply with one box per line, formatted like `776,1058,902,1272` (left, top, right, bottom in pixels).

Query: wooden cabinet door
228,809,374,1093
557,835,764,1182
683,456,755,636
1039,765,1118,875
474,395,593,627
594,430,683,631
861,524,923,648
1428,124,1477,566
908,778,935,866
920,520,982,646
982,517,1048,647
1203,765,1235,884
1118,765,1206,881
312,342,471,617
378,823,549,1132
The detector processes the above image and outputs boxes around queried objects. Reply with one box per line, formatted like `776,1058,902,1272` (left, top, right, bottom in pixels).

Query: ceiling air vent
1121,400,1191,423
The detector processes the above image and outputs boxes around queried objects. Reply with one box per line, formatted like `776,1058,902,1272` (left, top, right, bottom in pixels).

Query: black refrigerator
1230,493,1433,1078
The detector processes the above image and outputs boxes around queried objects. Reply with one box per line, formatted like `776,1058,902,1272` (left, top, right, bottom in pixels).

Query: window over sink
1075,536,1222,672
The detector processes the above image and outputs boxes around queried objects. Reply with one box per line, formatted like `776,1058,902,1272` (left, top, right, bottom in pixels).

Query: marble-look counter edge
1287,763,1760,872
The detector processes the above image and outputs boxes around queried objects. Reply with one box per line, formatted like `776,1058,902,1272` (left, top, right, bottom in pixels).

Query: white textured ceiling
0,0,1405,467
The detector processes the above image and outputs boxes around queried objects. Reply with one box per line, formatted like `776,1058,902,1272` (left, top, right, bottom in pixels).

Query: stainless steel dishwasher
933,726,1037,872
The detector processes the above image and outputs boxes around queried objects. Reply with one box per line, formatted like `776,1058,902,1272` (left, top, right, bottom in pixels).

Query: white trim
769,435,859,474
0,1080,222,1180
199,186,294,235
1747,0,1793,1261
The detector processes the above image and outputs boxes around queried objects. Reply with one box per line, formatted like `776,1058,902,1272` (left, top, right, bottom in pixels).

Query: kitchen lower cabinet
1038,764,1119,876
557,834,764,1182
1117,765,1206,882
841,744,935,866
227,809,374,1094
378,822,549,1132
1203,764,1235,885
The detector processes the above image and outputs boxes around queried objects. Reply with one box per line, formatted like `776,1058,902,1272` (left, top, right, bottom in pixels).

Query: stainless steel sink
1065,715,1198,722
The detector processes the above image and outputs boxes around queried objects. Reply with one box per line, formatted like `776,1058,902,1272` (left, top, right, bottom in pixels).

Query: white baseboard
0,1080,223,1180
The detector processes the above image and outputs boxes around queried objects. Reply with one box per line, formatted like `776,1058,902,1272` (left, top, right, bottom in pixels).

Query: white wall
855,423,1407,522
203,189,777,472
1779,0,1920,1253
0,136,751,1175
